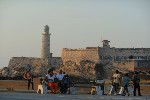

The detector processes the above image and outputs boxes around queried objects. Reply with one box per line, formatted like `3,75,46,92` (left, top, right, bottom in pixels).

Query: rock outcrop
55,60,96,79
55,60,116,80
0,67,9,77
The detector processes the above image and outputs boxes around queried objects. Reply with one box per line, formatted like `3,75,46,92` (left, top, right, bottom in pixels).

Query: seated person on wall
56,69,64,93
37,78,48,94
45,69,58,94
61,74,71,94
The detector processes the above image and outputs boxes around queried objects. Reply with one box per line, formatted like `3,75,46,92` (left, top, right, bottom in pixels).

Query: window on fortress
129,56,134,59
100,56,103,60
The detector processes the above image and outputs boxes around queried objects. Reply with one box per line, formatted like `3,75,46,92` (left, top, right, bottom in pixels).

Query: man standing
25,69,34,90
112,70,121,95
132,72,142,96
122,73,130,96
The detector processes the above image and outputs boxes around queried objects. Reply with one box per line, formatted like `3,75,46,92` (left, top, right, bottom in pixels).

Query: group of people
44,69,71,94
24,68,70,94
112,70,142,96
24,69,143,96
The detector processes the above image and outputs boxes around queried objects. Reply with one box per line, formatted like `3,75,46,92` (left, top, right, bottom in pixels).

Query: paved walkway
0,92,150,100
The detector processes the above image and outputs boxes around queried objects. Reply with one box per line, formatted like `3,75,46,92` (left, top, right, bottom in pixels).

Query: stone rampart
112,60,150,72
50,57,62,67
61,47,150,79
62,48,99,65
7,57,50,77
99,47,150,61
62,47,150,64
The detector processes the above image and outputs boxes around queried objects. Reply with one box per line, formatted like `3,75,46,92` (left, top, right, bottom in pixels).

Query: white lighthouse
41,25,51,59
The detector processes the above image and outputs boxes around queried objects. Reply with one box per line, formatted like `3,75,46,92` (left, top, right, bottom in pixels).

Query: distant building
62,40,150,72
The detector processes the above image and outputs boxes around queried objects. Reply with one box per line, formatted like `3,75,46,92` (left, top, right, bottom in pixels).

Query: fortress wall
8,57,49,76
62,47,150,66
99,47,150,60
61,48,99,65
135,60,150,67
115,48,150,57
51,57,62,67
112,60,135,71
8,57,48,68
112,60,150,72
99,47,116,60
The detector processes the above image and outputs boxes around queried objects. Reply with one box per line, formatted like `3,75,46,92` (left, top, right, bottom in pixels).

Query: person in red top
25,69,34,90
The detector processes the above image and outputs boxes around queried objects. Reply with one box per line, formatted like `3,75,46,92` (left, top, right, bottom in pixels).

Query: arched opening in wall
129,55,134,59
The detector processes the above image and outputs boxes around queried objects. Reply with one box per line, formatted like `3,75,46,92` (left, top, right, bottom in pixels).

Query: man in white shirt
56,70,64,81
112,70,121,95
56,70,64,93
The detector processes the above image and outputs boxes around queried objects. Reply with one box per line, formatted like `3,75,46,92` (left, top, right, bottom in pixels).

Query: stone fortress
62,40,150,70
0,25,150,79
61,40,150,79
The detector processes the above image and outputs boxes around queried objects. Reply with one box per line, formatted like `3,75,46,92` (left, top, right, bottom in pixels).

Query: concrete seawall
0,78,150,95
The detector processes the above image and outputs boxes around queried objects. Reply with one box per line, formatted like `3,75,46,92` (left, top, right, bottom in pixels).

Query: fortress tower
41,25,51,59
102,40,110,47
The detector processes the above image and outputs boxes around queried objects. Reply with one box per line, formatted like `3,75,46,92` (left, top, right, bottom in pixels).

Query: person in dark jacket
132,72,142,96
61,74,71,94
122,73,130,96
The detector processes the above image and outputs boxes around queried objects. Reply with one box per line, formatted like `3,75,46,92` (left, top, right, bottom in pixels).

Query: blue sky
0,0,150,67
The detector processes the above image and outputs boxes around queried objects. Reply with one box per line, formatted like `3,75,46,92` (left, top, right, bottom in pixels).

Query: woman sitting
45,69,58,94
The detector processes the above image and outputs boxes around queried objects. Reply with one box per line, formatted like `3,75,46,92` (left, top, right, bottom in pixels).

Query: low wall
0,78,40,90
0,78,150,95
